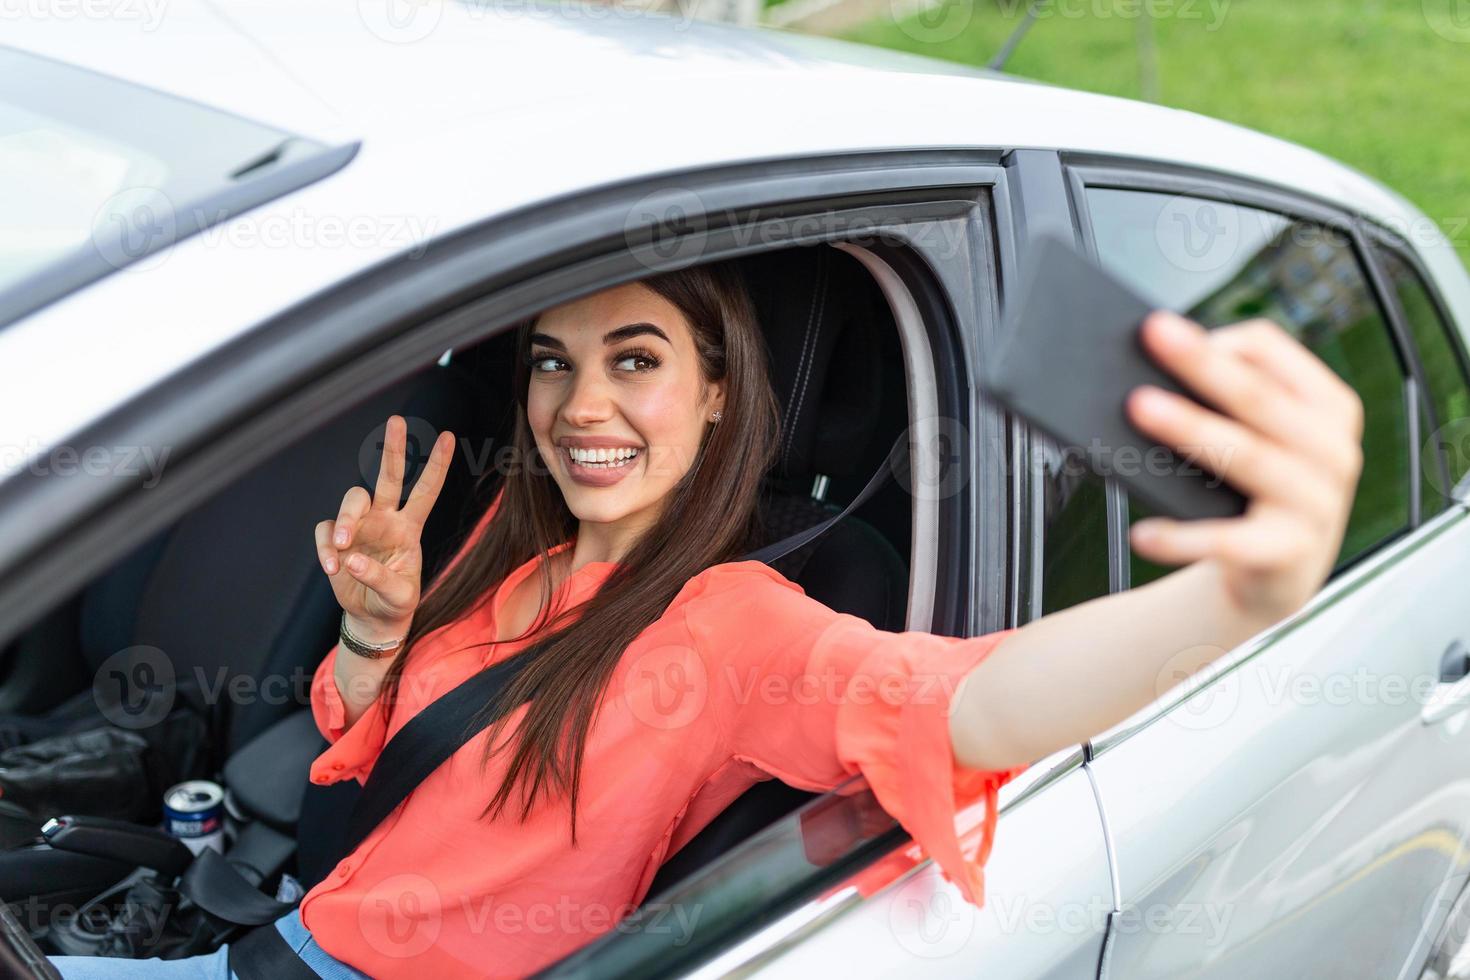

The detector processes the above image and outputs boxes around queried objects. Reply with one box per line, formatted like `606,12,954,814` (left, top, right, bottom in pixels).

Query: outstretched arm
950,311,1364,771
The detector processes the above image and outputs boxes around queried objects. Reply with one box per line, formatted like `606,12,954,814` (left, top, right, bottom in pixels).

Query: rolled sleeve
311,644,349,743
831,622,1028,907
686,562,1028,908
308,644,388,786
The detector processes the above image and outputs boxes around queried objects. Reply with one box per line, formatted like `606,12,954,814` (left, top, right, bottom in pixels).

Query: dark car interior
0,241,916,960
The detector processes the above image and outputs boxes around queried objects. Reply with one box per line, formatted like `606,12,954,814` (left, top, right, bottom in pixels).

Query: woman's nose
560,370,615,426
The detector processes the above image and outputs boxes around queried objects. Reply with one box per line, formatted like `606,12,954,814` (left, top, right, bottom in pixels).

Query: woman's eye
530,355,565,373
614,352,658,372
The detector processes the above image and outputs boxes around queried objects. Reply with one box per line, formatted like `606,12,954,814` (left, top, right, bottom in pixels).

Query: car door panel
1092,507,1470,979
747,763,1112,980
1058,168,1470,978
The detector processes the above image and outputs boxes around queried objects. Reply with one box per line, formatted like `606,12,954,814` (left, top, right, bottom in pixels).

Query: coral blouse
302,492,1028,978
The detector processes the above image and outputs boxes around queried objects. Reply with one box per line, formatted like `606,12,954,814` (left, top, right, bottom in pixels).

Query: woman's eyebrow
602,323,673,346
602,322,671,346
529,322,671,351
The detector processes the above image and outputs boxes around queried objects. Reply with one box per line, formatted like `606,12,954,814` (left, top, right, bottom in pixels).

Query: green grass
841,0,1470,268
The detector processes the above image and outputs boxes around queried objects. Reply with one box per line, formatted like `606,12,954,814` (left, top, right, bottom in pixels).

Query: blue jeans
49,907,369,980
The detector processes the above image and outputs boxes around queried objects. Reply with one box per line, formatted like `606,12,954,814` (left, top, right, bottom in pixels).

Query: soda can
162,780,225,855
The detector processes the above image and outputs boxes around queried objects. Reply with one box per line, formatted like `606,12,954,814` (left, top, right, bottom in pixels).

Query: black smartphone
979,233,1249,522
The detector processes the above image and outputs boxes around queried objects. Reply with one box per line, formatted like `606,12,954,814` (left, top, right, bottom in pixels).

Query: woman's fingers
316,416,436,624
315,520,342,576
1210,319,1367,455
1138,312,1334,463
373,415,408,509
1139,312,1365,481
401,430,456,528
1126,384,1339,515
342,550,414,611
1211,318,1366,435
1131,508,1307,568
332,486,372,550
1129,515,1232,566
1125,312,1363,622
1140,313,1364,486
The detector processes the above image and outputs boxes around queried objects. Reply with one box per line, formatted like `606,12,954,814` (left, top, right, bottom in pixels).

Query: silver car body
4,4,1470,978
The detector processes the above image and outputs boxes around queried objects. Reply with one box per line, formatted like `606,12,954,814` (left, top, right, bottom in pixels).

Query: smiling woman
372,261,778,838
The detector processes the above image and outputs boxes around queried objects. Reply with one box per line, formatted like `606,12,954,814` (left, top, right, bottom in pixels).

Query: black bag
0,708,209,825
0,728,154,823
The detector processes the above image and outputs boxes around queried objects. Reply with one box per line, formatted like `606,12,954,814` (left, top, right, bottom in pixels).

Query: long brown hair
380,259,781,839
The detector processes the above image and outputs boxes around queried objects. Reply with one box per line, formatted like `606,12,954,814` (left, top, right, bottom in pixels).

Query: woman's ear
707,378,727,419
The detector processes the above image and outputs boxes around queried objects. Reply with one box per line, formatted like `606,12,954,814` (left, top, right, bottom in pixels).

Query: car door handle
1422,640,1470,725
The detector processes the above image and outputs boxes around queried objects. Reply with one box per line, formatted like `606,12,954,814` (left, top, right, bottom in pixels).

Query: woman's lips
563,447,640,488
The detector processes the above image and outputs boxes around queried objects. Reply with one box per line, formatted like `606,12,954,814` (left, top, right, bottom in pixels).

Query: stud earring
710,410,723,423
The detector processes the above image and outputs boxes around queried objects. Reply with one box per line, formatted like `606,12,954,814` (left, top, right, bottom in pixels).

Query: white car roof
0,1,1421,216
2,0,1417,218
3,0,1467,480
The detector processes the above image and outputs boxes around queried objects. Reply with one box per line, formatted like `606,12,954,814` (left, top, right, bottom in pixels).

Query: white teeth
567,446,639,468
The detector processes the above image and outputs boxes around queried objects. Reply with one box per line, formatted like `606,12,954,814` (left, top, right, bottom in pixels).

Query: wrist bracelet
340,611,406,660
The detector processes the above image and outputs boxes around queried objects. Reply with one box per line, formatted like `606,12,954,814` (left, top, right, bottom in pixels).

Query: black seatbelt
337,648,536,865
183,849,302,927
741,431,908,564
224,432,907,979
227,917,320,980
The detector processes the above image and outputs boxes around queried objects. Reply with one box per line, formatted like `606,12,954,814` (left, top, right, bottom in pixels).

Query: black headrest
737,245,885,485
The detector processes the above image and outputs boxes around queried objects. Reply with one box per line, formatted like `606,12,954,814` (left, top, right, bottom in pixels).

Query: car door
1068,166,1470,979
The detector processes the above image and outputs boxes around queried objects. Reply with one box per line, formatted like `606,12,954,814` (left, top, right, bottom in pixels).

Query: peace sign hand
314,416,457,641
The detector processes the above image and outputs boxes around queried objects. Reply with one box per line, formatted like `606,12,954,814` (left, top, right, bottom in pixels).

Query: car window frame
1007,150,1128,624
993,149,1111,810
0,149,1026,975
1057,155,1470,758
1361,230,1470,504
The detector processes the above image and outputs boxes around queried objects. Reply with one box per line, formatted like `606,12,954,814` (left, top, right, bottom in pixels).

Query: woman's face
526,282,726,535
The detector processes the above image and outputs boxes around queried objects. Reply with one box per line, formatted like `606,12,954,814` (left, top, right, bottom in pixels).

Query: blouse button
312,774,330,785
336,861,352,878
331,762,344,771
